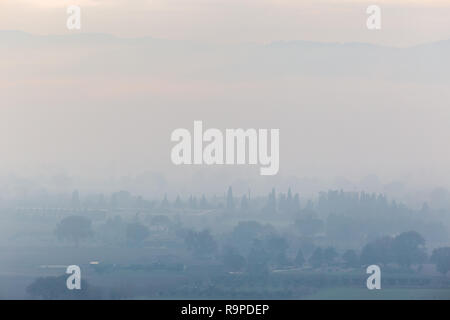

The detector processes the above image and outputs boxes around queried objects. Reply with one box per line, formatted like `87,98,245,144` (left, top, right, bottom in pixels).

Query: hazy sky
1,0,450,197
1,0,450,46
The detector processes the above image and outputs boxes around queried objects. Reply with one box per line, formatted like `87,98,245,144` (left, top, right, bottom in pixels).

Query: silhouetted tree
185,229,217,257
342,249,359,268
278,193,287,212
160,194,170,209
126,222,150,246
309,248,324,268
264,236,289,267
189,195,197,209
294,248,305,267
431,247,450,275
392,231,426,268
231,221,275,250
226,187,234,211
292,193,300,213
247,240,270,275
222,247,246,272
263,188,276,214
360,236,393,266
287,188,293,210
200,194,209,209
240,195,249,211
295,214,324,237
323,247,338,266
174,195,183,208
281,188,299,214
55,215,93,246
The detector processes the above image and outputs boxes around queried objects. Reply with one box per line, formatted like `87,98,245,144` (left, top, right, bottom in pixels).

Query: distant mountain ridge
1,30,448,83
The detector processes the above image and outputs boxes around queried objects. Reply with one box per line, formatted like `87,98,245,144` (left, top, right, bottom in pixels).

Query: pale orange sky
1,0,450,193
1,0,450,46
